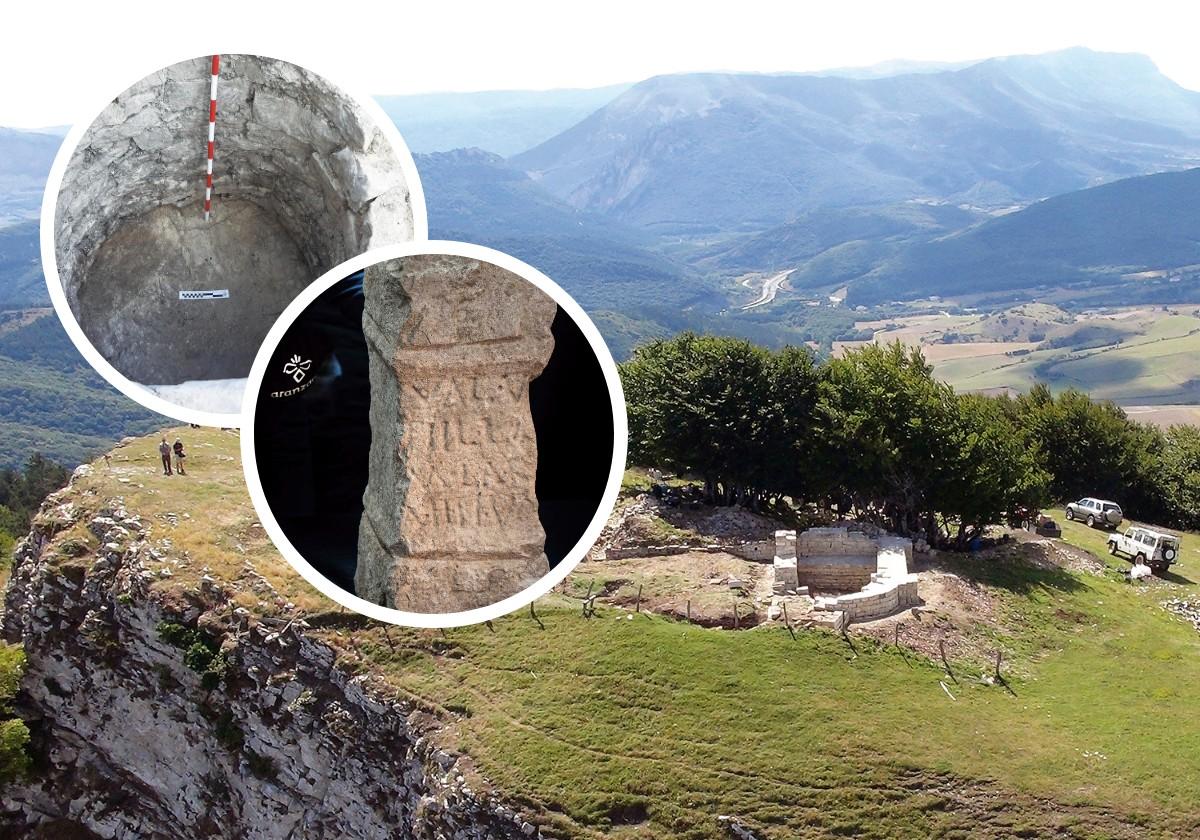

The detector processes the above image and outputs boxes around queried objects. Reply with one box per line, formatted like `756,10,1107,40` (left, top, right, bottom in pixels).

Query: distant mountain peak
513,48,1200,233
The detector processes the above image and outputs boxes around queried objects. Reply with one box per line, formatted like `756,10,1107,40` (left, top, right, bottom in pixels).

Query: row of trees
0,453,70,558
1012,385,1200,530
622,334,1200,546
0,454,59,782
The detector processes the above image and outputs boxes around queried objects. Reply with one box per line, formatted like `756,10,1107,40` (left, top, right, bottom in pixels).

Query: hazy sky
7,1,1200,128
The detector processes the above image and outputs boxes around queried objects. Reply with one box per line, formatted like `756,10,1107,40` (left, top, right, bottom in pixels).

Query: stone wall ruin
774,526,920,624
54,54,415,389
356,255,557,613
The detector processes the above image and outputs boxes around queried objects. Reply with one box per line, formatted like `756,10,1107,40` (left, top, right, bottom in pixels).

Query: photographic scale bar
204,55,220,221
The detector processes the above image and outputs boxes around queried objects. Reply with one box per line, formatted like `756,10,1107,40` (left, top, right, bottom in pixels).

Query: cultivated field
835,304,1200,421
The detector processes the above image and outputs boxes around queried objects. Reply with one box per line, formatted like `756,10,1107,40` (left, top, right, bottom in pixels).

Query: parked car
1107,526,1181,572
1064,498,1123,529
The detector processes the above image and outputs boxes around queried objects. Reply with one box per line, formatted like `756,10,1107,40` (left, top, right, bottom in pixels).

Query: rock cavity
54,54,415,389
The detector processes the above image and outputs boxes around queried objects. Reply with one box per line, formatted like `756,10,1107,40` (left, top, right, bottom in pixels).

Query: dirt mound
853,537,1081,666
596,493,782,556
565,550,773,629
1004,528,1107,575
853,568,996,663
657,500,780,542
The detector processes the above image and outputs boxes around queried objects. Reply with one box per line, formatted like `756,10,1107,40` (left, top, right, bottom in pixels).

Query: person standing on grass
173,437,187,476
159,436,172,476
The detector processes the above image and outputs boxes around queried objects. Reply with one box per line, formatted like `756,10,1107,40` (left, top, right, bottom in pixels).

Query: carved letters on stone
356,255,556,612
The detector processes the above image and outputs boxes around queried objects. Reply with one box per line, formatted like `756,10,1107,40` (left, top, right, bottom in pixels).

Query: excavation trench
53,54,415,398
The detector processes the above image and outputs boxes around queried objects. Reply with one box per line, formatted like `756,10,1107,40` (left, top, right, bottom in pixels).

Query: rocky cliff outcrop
0,459,540,839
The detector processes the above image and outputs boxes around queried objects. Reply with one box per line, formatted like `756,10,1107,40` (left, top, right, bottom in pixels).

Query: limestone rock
356,255,556,612
54,54,415,390
1,481,538,838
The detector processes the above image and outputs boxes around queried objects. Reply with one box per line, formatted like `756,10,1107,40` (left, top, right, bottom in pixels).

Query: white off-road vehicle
1107,526,1181,572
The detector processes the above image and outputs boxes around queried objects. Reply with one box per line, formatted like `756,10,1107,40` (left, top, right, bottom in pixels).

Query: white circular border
39,50,429,428
240,241,629,628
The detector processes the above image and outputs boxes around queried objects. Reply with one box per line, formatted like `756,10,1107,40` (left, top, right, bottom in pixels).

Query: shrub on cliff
0,644,30,785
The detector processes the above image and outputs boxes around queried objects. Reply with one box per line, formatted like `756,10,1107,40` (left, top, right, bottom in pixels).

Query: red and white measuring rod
204,55,220,221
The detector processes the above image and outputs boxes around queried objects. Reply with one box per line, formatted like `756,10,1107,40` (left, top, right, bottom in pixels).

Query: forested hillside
849,167,1200,304
0,314,160,468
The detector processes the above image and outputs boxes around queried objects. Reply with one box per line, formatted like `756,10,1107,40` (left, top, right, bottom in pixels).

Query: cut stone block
356,255,556,612
773,555,798,595
774,529,797,558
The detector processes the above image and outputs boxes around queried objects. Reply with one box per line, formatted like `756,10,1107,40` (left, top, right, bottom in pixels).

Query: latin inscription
405,492,539,529
404,374,529,407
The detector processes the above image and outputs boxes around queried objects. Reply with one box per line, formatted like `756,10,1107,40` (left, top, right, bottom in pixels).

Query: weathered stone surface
772,530,798,595
775,526,921,623
55,54,415,389
79,200,311,382
1,483,537,838
356,255,557,612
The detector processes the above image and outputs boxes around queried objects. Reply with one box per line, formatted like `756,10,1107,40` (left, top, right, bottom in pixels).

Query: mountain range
0,127,58,226
0,221,43,307
847,167,1200,305
0,133,160,468
513,48,1200,235
1,46,1200,467
379,84,631,156
414,50,1200,345
418,148,708,310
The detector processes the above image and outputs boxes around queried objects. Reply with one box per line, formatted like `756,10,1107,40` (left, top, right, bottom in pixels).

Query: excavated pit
54,54,415,395
79,200,310,382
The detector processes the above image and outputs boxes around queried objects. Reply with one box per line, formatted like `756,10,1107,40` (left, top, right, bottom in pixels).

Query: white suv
1107,527,1181,572
1064,498,1123,529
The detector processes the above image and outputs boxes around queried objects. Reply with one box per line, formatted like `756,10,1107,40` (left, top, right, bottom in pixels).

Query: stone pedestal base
358,524,549,612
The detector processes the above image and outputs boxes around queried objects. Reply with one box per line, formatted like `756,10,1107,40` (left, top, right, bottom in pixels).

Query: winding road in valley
742,269,794,310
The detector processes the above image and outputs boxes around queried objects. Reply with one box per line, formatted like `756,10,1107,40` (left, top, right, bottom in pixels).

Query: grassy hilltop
15,428,1200,839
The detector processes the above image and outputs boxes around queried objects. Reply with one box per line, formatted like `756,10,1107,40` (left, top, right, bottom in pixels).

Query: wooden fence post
939,637,957,684
582,582,595,619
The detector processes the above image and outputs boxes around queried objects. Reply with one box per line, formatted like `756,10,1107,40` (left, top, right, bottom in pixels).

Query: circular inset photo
242,242,627,626
43,53,427,425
